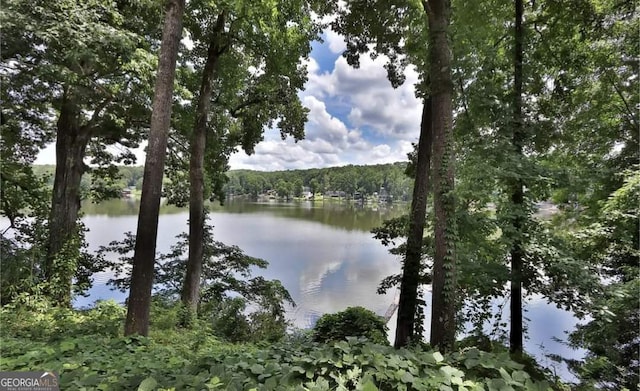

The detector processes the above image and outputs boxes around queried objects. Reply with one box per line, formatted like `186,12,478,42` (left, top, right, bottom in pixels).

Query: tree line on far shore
30,162,413,202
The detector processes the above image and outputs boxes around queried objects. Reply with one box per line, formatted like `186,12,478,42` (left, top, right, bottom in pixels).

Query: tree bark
45,91,90,306
510,0,525,356
125,0,186,336
181,12,226,312
394,98,432,348
428,0,456,352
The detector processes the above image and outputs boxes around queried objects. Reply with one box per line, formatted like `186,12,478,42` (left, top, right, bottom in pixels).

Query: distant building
265,189,277,200
379,186,389,203
302,186,313,199
121,187,133,198
327,190,346,198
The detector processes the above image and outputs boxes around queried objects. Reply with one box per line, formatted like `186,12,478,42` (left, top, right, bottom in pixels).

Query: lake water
76,199,581,380
77,199,407,327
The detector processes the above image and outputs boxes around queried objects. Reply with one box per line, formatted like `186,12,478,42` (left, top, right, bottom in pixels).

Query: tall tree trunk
510,0,525,356
428,0,456,352
394,98,432,348
45,91,90,306
181,12,226,312
125,0,186,336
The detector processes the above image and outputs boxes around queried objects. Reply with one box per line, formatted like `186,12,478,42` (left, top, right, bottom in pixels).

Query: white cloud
372,144,391,158
230,39,422,171
325,29,346,54
303,95,349,146
229,135,342,171
304,56,320,75
302,139,338,154
301,52,422,147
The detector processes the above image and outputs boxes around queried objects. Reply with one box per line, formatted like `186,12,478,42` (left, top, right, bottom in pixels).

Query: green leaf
250,364,264,374
440,366,465,380
512,370,529,383
399,371,414,383
137,377,158,391
360,380,378,391
291,365,305,374
264,377,278,390
81,373,100,386
206,376,223,389
60,340,76,352
498,368,511,382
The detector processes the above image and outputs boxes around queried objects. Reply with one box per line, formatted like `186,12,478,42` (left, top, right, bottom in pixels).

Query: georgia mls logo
0,371,59,391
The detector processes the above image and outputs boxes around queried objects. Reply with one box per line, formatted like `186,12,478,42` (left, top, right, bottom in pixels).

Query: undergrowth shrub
313,306,388,345
1,295,125,340
0,303,562,390
199,337,556,391
210,297,252,342
1,334,558,390
148,297,190,330
206,297,290,343
458,334,555,382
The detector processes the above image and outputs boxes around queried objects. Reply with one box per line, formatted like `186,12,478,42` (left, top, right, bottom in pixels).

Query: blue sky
36,29,423,171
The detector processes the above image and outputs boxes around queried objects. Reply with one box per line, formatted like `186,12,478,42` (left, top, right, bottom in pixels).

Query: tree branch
457,76,475,129
493,32,510,48
610,79,638,130
86,97,113,130
168,133,189,152
229,97,265,118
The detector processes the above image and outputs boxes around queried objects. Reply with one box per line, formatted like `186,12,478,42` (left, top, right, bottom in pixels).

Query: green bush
313,306,389,345
210,297,252,342
207,297,290,343
1,296,125,340
0,304,562,390
199,337,556,391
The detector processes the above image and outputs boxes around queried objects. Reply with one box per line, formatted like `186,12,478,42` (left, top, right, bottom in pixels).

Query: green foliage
30,165,146,199
209,297,253,343
199,338,556,391
0,227,47,305
313,307,389,345
1,303,558,390
1,206,106,306
1,0,158,191
372,204,511,334
561,169,639,390
0,166,51,305
161,0,325,207
2,0,160,305
2,0,636,386
6,333,231,390
1,297,125,340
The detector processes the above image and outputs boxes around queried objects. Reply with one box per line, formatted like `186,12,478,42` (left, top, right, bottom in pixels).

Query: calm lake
77,199,581,380
78,199,406,328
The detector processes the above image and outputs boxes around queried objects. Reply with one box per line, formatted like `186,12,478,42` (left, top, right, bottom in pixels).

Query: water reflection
81,199,408,232
78,200,406,329
81,198,186,216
